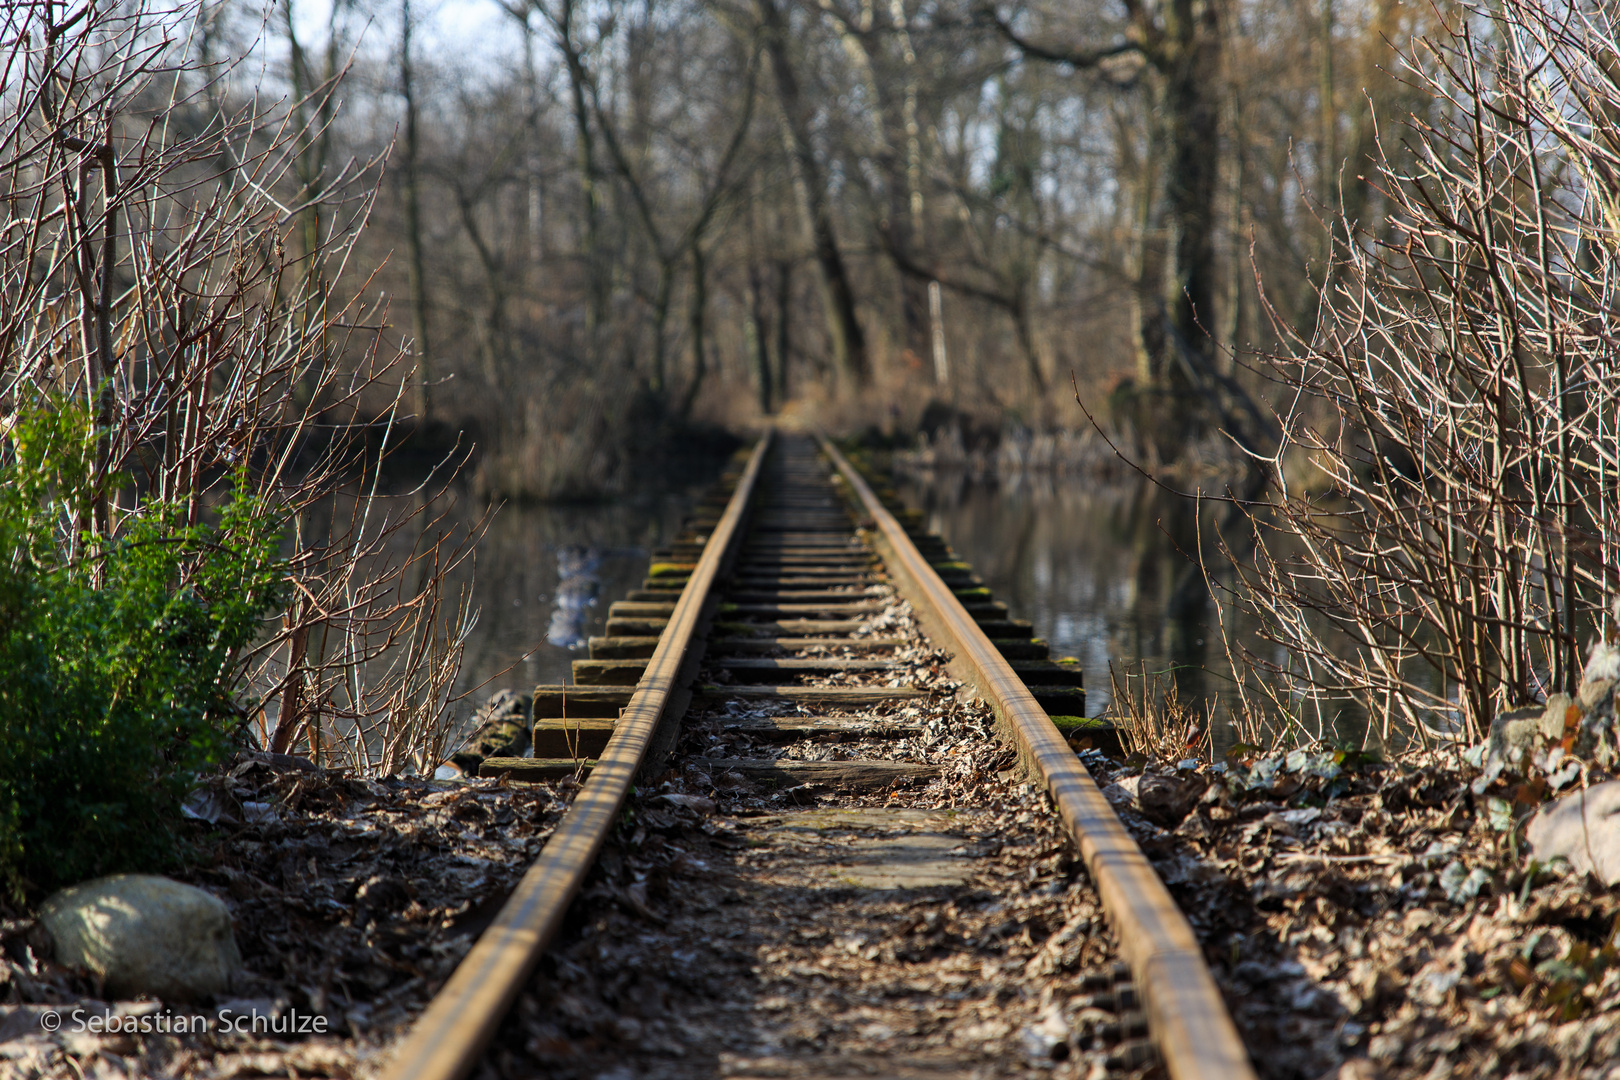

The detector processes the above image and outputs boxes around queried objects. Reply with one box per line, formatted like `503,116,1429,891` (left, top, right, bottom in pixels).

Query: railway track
385,431,1254,1080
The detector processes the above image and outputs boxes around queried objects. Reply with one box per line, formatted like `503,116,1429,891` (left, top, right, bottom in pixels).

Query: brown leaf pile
1097,748,1620,1080
1,753,573,1079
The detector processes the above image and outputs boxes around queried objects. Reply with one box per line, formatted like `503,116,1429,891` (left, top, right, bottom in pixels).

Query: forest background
233,0,1411,495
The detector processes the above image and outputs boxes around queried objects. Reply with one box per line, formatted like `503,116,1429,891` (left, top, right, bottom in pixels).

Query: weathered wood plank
691,686,926,709
707,636,904,653
587,635,662,659
725,601,883,616
531,686,632,718
724,590,879,603
477,757,593,782
990,638,1050,659
719,716,923,740
712,619,869,635
571,659,645,686
605,617,670,636
1009,659,1085,687
972,618,1034,638
695,758,939,792
610,600,677,617
713,657,898,673
532,718,617,757
1028,686,1088,714
729,576,873,587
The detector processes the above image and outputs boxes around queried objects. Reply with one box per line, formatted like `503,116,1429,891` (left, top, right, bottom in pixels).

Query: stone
1483,704,1544,775
1539,693,1575,742
1137,772,1208,827
1316,1060,1386,1080
1578,640,1620,710
39,874,242,1001
1102,774,1141,806
450,689,532,771
1525,781,1620,885
248,751,324,774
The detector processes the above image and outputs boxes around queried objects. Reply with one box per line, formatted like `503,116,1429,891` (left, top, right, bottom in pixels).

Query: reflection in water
316,468,713,764
897,470,1369,747
361,461,1361,761
896,471,1237,721
448,493,703,700
546,545,604,650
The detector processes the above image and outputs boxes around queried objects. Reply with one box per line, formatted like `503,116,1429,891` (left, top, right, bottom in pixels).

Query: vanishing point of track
384,430,1255,1080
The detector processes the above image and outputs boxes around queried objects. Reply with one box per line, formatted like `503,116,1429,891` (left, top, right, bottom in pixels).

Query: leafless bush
1107,662,1212,760
0,0,476,773
1226,0,1620,745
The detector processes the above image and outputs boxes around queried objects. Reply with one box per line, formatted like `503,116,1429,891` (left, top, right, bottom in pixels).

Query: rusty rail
819,435,1256,1080
381,431,773,1080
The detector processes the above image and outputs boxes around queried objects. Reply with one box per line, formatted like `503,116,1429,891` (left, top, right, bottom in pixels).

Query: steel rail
382,430,773,1080
820,435,1256,1080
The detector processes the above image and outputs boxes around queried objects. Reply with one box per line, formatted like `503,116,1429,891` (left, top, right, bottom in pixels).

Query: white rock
1525,781,1620,885
39,874,241,1002
1486,705,1544,771
655,793,716,814
1581,640,1620,690
1100,774,1141,808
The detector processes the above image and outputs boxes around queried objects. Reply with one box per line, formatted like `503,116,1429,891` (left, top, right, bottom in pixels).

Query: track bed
484,439,1142,1078
387,431,1250,1080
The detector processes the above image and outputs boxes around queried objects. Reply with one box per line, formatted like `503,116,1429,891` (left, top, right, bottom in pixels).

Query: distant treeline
186,0,1462,492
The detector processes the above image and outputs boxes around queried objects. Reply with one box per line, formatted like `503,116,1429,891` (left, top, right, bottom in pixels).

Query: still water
449,487,704,703
894,471,1239,721
440,464,1243,737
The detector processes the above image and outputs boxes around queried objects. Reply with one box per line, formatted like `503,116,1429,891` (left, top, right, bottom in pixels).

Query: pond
448,488,706,699
893,470,1239,720
283,465,713,770
402,458,1353,759
448,466,1247,722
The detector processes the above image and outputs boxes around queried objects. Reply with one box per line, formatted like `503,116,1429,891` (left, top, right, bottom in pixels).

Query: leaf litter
15,579,1613,1080
1,754,574,1078
479,592,1159,1080
1096,741,1620,1080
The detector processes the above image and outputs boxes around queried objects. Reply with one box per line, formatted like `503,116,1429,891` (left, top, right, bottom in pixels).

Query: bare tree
400,0,433,419
984,0,1225,434
1225,0,1620,744
757,0,870,389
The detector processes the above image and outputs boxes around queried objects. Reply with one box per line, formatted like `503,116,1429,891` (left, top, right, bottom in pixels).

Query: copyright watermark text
35,1006,329,1036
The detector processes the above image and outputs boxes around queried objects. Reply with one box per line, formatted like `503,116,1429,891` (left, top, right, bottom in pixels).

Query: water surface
450,490,704,700
895,471,1244,723
405,463,1330,755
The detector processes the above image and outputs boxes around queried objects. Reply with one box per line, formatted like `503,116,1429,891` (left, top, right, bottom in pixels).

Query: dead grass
1106,663,1212,762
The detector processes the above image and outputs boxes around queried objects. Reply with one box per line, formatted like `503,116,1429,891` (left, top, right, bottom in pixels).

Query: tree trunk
550,0,608,336
648,259,676,395
775,257,793,401
824,0,930,369
1159,0,1222,384
749,262,774,413
757,0,869,390
400,0,431,419
522,20,544,270
1125,0,1223,452
454,188,509,386
680,243,709,416
892,0,930,368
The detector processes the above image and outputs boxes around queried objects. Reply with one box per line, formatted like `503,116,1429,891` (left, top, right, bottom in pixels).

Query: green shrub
0,403,283,895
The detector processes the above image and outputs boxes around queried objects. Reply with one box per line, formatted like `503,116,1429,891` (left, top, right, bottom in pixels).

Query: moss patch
1047,715,1113,735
